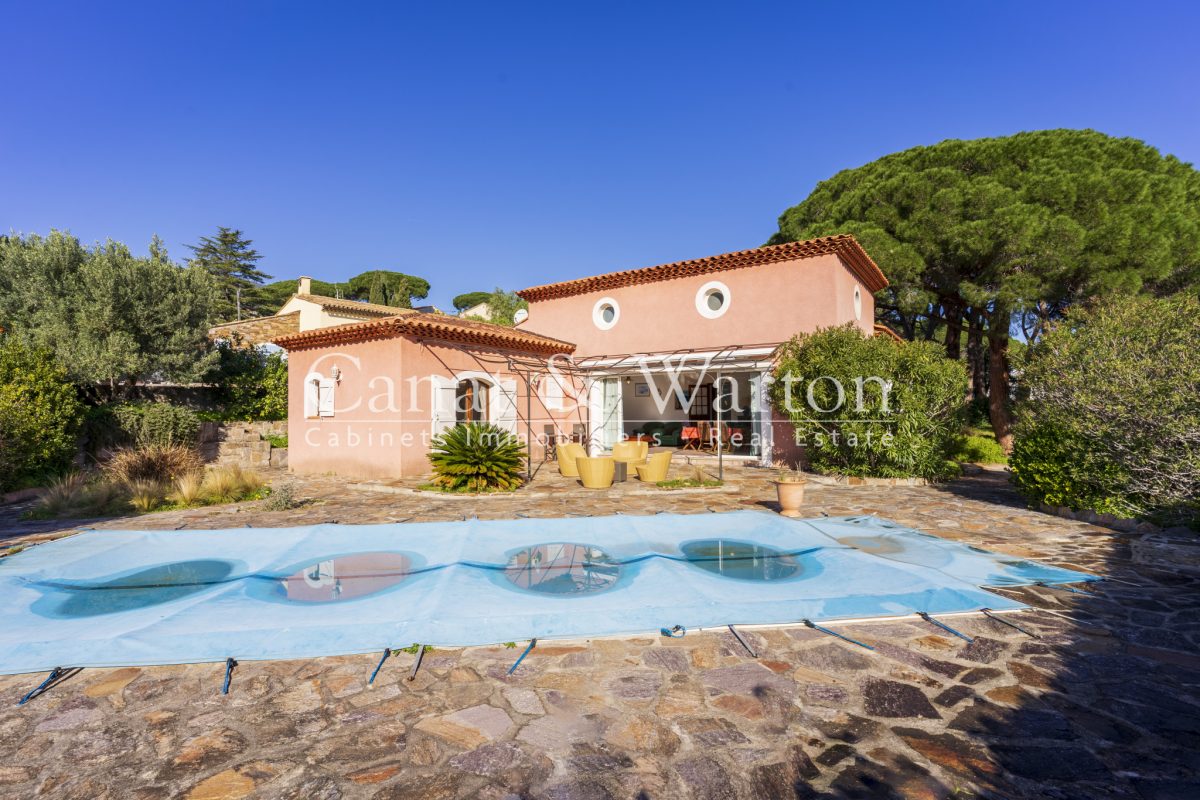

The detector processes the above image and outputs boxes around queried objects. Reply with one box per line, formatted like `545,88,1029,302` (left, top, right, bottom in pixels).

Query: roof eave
516,235,889,302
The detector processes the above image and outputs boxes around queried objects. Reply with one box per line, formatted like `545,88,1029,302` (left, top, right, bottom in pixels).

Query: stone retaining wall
199,421,288,469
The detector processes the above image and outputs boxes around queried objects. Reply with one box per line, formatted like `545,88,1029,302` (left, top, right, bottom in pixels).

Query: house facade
275,235,889,480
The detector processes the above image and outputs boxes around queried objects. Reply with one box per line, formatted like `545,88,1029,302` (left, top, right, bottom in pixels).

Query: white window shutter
431,376,457,437
317,379,336,417
542,374,564,411
495,379,518,433
304,376,321,418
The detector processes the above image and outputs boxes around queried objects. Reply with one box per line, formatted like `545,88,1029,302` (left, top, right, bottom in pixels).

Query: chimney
298,276,312,295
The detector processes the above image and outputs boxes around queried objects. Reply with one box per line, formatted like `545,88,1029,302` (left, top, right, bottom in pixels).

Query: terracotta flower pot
773,479,807,517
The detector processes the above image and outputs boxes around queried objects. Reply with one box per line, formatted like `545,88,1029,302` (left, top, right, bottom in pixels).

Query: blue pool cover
0,511,1095,674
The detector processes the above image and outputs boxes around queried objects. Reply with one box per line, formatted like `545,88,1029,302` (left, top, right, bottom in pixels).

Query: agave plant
428,422,525,492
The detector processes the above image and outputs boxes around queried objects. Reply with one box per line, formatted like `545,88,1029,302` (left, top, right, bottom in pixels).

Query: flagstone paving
1,465,1198,799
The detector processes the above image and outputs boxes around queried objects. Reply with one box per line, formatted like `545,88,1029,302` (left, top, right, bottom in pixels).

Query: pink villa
273,235,890,480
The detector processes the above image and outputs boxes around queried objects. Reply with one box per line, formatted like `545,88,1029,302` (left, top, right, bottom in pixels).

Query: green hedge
772,325,967,480
209,344,288,421
949,429,1008,465
1011,294,1200,527
0,338,84,491
86,401,201,451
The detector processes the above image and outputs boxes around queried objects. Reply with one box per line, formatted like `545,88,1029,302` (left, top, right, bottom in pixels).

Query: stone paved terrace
0,464,1198,799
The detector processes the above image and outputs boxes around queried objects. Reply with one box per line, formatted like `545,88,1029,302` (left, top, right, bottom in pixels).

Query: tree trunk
923,308,939,341
943,299,962,361
966,311,985,400
986,306,1013,452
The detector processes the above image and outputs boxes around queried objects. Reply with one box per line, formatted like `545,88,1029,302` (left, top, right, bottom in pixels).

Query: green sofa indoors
638,421,683,447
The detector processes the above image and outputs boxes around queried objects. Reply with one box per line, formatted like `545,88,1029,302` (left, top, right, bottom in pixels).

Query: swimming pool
0,511,1094,674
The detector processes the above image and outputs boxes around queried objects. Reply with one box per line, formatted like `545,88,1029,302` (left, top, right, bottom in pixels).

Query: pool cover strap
508,639,537,675
18,667,64,706
917,612,973,643
1036,581,1089,595
727,625,757,658
408,645,425,681
222,658,237,695
368,648,391,684
803,619,874,651
982,609,1038,638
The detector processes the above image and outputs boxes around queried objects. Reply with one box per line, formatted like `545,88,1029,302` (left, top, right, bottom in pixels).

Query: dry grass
200,464,265,504
127,479,167,512
34,472,89,517
168,471,206,507
104,445,204,485
31,472,129,518
29,461,268,519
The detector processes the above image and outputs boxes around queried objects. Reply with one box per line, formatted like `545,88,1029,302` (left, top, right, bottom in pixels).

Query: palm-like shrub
428,422,525,492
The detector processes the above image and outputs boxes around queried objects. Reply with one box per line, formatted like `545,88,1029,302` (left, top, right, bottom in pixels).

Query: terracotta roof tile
516,235,888,302
296,294,417,317
208,312,301,345
274,313,575,355
873,323,905,342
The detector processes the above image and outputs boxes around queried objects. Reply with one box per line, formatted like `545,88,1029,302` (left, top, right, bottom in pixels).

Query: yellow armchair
576,456,616,489
556,443,588,477
612,440,648,464
634,451,672,483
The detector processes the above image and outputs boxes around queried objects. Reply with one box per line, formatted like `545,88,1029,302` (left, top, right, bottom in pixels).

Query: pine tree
368,272,386,305
770,129,1200,450
187,227,272,320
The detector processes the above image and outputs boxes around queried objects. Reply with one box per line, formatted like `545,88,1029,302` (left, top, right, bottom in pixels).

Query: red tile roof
873,323,905,342
208,312,302,345
273,313,576,355
295,294,417,318
516,235,888,302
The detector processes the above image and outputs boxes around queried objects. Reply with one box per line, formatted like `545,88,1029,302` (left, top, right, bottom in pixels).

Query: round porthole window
854,286,863,320
695,280,731,319
592,297,620,330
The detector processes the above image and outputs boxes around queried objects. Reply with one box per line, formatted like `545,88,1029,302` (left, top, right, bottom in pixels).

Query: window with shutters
455,379,490,423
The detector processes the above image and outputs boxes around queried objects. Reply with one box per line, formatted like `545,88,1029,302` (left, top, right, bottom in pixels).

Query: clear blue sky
3,1,1197,309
